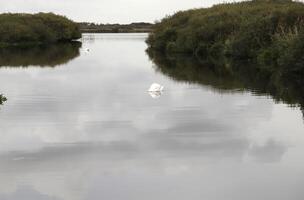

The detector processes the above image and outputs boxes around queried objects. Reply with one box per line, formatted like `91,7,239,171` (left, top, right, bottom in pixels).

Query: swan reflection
148,91,163,99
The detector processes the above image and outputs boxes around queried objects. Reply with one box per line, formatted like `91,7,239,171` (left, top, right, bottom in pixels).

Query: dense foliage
0,13,81,46
146,0,304,74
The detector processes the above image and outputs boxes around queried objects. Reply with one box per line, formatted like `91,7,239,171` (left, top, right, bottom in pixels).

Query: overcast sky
0,0,238,23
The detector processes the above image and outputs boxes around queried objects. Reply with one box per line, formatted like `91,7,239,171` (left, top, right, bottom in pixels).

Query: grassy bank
146,0,304,74
0,13,81,46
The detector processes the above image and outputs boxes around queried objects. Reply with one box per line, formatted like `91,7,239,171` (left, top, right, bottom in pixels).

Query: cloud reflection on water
0,34,303,200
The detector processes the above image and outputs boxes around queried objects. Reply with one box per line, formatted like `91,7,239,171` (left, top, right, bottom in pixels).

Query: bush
146,0,304,74
0,13,81,46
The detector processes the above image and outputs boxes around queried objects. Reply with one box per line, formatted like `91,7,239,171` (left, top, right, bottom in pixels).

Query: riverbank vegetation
78,22,153,33
0,13,81,46
146,0,304,76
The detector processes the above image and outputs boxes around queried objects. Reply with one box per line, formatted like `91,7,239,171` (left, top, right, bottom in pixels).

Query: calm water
0,33,303,200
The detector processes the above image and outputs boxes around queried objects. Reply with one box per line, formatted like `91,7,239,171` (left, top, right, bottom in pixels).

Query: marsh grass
146,0,304,75
0,13,81,46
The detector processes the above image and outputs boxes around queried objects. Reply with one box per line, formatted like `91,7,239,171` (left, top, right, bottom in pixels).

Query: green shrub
0,13,81,46
146,0,304,74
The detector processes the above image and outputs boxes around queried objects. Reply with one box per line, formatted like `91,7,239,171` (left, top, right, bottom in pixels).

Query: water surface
0,33,303,200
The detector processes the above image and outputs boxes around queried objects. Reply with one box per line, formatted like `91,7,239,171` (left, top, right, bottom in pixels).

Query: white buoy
148,83,164,92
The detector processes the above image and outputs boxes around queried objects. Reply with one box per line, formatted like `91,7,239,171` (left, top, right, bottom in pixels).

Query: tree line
78,22,154,33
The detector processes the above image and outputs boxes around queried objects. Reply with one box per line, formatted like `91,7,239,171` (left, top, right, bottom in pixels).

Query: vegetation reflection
148,51,304,117
0,42,81,67
0,94,7,105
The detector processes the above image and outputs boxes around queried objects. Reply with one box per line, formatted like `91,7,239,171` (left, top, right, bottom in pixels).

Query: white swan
148,83,164,99
148,83,164,92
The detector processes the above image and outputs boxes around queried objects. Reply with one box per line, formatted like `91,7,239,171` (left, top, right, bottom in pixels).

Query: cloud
248,139,287,163
0,185,61,200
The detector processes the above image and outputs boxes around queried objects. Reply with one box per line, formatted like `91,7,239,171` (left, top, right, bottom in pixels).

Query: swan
148,83,164,99
148,83,164,92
